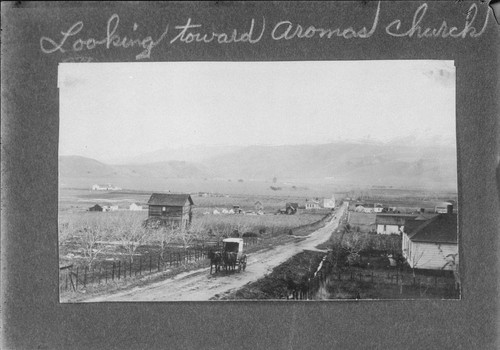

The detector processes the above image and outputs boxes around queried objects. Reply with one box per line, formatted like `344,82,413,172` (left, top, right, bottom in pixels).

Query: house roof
413,213,439,221
375,214,416,225
147,193,194,206
406,214,458,244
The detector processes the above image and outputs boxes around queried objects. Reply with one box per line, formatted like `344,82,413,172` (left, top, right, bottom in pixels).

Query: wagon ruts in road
208,238,247,274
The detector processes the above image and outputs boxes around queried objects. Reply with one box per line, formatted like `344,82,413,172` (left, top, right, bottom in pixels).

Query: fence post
75,267,79,290
112,262,115,281
129,258,132,277
118,261,121,280
83,267,87,288
149,255,152,273
158,256,161,272
139,256,142,275
99,266,102,284
105,267,108,283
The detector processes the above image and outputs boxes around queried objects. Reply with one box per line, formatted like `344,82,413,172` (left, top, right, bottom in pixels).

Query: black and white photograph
58,60,460,302
3,1,500,348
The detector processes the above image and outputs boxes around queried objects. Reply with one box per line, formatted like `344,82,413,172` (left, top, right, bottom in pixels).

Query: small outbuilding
88,204,103,212
285,202,299,214
129,203,143,211
254,201,264,211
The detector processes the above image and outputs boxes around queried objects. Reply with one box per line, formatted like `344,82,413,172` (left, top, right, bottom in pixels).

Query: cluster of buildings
88,203,145,212
347,201,458,271
304,195,336,210
91,184,122,191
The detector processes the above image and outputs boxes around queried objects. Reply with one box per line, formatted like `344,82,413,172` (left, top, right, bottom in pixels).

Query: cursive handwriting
271,1,380,40
386,3,489,38
40,3,490,60
40,14,169,60
170,18,265,44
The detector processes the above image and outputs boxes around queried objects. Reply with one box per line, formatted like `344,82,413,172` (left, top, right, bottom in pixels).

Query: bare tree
115,216,151,263
78,222,106,268
149,223,178,260
342,232,367,266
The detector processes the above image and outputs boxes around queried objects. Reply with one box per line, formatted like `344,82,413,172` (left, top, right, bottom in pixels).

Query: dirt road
86,203,347,302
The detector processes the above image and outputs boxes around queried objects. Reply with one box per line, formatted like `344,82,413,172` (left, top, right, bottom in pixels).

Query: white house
305,199,321,210
373,203,384,213
375,214,416,235
402,212,458,270
323,195,336,209
129,203,143,211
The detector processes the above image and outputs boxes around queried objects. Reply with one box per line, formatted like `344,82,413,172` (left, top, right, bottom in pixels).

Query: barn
402,210,458,270
88,204,103,212
147,193,194,229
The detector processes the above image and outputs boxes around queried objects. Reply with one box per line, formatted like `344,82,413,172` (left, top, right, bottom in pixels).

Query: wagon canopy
223,238,244,255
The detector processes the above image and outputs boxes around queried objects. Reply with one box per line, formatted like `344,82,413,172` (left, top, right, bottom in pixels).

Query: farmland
58,185,459,301
58,187,335,300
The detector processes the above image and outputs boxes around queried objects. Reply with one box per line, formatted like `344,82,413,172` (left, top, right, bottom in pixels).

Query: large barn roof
147,193,194,206
406,214,458,244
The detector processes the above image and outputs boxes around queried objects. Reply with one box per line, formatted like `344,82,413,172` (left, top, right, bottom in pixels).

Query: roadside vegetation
220,216,459,300
58,204,334,301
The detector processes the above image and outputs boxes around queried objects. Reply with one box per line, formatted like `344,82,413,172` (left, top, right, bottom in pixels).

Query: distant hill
60,141,457,189
203,142,457,188
59,156,212,179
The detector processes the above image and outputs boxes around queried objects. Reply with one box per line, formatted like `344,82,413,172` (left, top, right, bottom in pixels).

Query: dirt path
86,203,347,302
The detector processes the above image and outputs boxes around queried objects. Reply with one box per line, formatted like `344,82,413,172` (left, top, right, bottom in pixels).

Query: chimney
447,204,453,214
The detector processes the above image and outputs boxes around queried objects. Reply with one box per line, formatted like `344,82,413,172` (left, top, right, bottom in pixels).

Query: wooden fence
59,237,259,293
284,259,458,300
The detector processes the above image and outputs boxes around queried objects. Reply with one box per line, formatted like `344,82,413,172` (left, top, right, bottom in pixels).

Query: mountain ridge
59,141,457,189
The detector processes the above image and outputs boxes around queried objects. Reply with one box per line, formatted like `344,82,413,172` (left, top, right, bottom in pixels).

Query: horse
207,250,222,274
222,251,238,272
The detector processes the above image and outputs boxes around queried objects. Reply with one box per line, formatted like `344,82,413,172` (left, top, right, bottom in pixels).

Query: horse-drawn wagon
208,238,247,274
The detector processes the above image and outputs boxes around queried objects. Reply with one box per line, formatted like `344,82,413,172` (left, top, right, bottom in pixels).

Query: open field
58,192,336,300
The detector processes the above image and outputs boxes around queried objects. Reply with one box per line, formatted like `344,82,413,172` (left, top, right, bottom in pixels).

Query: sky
59,60,456,162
